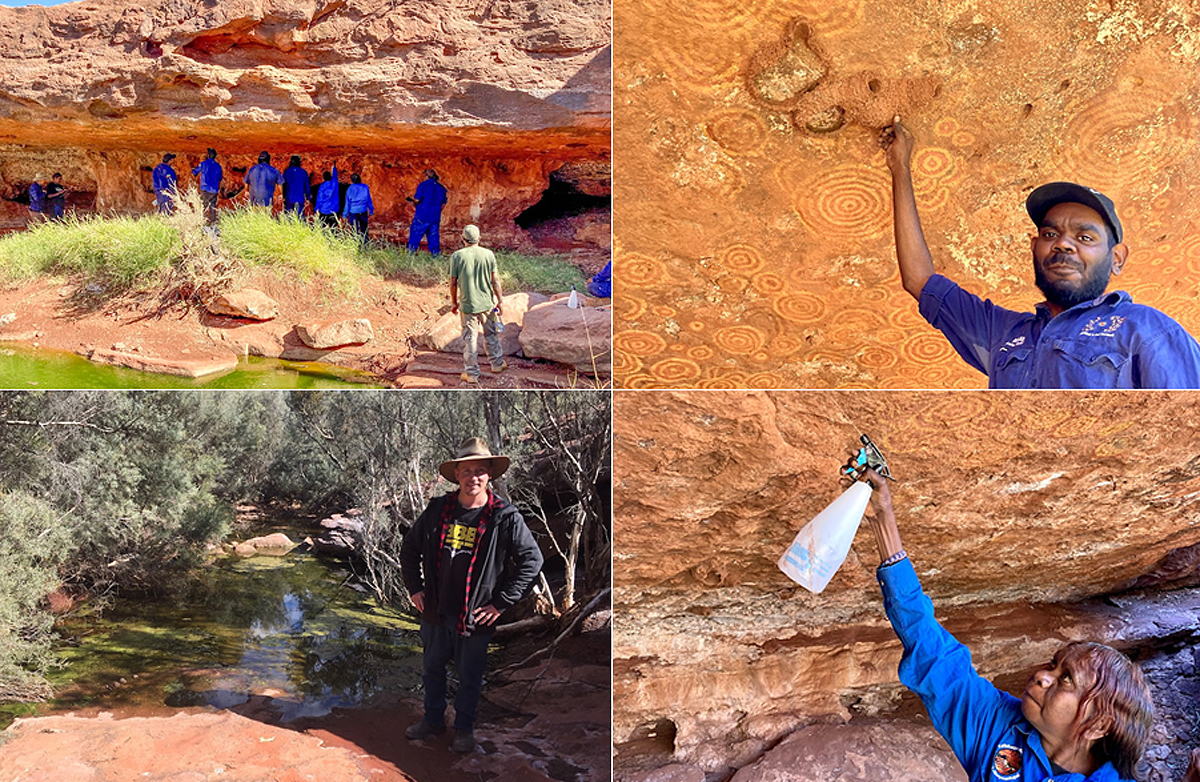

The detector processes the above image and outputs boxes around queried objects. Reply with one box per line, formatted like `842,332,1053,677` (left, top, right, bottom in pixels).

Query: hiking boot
460,372,478,385
490,360,508,374
451,730,475,754
405,720,446,741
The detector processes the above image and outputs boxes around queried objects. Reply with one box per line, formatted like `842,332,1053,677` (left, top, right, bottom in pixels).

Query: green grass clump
0,214,180,289
370,246,587,295
217,208,370,285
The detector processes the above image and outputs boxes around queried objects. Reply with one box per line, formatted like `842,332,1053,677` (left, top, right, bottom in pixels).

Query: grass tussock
0,187,593,301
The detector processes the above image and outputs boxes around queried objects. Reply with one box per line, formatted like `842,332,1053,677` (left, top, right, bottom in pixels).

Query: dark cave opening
515,169,610,229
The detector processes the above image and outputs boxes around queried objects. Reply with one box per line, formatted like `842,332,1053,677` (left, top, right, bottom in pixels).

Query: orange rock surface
0,0,611,250
613,0,1200,387
613,390,1200,778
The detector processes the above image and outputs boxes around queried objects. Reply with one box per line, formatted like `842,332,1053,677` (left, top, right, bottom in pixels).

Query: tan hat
463,224,480,243
33,173,46,181
439,437,510,482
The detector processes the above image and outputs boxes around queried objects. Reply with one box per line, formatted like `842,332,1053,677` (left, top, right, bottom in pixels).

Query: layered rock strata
613,390,1200,780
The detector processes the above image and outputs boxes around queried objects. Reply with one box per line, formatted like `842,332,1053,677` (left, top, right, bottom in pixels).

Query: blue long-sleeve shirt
192,159,222,193
314,166,339,215
919,273,1200,388
245,163,283,206
152,164,177,193
28,182,45,212
412,178,447,222
282,166,311,205
879,557,1128,782
342,183,373,217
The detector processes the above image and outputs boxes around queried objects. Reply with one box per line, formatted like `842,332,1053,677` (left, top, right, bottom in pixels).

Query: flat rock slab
234,532,296,556
206,289,280,321
296,318,374,349
519,299,612,375
0,711,377,782
415,292,549,355
728,722,966,782
85,348,238,378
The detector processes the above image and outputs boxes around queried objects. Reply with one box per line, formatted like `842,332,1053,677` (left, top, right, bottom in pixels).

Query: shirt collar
1034,289,1130,320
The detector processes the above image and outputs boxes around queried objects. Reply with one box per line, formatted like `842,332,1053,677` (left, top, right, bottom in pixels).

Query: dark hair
258,151,271,164
206,148,217,158
1059,642,1153,778
52,172,62,179
322,171,332,181
289,155,301,167
351,173,361,184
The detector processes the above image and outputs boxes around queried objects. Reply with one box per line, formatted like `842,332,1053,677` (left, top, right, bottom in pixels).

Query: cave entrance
515,169,610,230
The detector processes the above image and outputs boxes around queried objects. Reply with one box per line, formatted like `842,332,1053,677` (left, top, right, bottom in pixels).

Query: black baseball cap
1026,182,1123,244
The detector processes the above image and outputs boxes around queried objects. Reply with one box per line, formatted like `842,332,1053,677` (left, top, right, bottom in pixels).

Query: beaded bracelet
880,549,909,568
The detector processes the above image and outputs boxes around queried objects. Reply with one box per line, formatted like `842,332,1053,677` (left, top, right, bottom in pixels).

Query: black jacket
399,491,544,635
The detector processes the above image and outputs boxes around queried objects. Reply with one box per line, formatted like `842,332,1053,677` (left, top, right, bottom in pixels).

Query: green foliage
0,491,71,701
0,214,180,289
368,245,588,295
217,208,370,288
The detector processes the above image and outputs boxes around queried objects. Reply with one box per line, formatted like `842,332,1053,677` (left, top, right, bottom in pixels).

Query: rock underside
614,0,1200,388
613,390,1200,782
0,0,611,253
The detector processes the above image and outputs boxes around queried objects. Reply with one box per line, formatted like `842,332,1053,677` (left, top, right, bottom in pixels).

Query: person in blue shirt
46,173,67,221
27,173,48,226
846,464,1154,782
881,117,1200,389
153,153,178,214
406,169,448,255
313,165,340,230
245,151,283,209
281,155,311,218
586,260,612,298
192,148,223,225
342,173,374,241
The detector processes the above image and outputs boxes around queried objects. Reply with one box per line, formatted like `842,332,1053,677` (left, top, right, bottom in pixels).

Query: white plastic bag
777,480,872,593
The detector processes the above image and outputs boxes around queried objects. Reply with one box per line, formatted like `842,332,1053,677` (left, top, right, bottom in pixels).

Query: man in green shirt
449,224,506,384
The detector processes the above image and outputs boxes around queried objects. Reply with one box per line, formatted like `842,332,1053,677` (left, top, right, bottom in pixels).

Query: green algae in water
0,343,382,389
3,525,423,728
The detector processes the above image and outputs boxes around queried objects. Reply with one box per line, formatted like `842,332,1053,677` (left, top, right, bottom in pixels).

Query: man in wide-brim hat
399,437,543,754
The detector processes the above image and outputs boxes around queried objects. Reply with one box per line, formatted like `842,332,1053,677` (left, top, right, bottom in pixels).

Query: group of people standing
25,172,68,223
150,150,447,250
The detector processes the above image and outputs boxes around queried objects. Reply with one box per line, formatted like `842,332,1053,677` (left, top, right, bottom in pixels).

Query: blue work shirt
412,178,447,222
282,165,311,205
153,163,177,193
245,163,283,206
880,557,1129,782
314,166,339,214
342,183,373,216
28,182,45,212
193,159,222,193
919,274,1200,388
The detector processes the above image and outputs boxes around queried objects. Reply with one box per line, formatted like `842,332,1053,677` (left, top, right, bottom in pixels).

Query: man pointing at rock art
881,116,1200,388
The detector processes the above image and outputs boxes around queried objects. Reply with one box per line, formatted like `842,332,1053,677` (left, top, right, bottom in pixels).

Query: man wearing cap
882,117,1200,388
153,154,178,214
399,437,543,754
450,224,506,384
245,151,283,209
192,148,223,225
406,169,448,256
27,173,48,226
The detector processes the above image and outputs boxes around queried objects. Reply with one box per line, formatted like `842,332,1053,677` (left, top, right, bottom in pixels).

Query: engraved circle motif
789,164,892,241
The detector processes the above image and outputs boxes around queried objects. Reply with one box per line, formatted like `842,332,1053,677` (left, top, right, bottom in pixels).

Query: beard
1034,251,1113,310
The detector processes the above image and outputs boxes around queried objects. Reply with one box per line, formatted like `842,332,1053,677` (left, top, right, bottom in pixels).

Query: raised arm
881,116,935,299
841,463,903,561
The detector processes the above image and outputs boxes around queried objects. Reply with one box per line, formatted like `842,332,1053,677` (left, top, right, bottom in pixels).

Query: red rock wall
0,0,611,250
613,390,1200,777
614,0,1200,387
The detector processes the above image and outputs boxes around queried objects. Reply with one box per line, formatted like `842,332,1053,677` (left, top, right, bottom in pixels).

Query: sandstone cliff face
614,0,1200,387
0,0,610,250
613,390,1200,781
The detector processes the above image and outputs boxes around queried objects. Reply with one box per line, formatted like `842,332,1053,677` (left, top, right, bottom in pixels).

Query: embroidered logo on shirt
998,336,1026,353
1080,315,1125,338
990,744,1023,781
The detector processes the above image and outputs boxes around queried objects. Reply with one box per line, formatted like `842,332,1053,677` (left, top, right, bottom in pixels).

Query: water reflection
43,523,422,723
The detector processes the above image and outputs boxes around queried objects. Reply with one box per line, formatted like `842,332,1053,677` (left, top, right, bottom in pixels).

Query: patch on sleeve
991,744,1023,781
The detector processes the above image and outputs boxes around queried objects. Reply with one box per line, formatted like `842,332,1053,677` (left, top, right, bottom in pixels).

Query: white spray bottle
778,434,892,593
